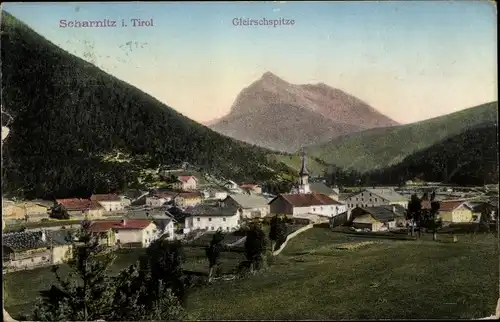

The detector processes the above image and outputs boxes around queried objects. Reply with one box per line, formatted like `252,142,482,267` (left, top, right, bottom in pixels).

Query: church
269,151,347,221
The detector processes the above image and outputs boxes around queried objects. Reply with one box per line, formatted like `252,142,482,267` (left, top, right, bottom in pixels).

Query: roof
439,200,472,212
309,183,335,195
152,193,174,199
365,188,406,202
187,203,239,217
239,184,260,189
56,199,104,211
178,175,197,183
177,192,201,199
3,230,72,251
226,194,269,209
90,194,121,202
273,193,341,207
353,206,405,223
89,219,154,232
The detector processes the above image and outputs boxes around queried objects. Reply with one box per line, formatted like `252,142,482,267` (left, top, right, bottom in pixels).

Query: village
2,153,498,273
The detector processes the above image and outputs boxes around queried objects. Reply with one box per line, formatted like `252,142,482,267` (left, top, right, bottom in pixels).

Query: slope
0,12,294,199
209,72,398,152
308,101,498,172
366,124,499,185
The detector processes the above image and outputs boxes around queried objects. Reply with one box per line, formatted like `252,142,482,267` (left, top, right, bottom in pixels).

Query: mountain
0,12,295,199
366,125,499,186
208,72,399,152
308,101,498,173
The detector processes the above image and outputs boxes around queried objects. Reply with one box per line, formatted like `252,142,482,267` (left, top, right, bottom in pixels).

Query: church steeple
298,149,310,193
299,149,309,176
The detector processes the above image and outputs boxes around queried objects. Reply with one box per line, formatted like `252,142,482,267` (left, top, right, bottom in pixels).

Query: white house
89,219,159,248
224,194,270,219
145,194,173,208
184,203,241,233
90,194,125,212
269,193,347,219
127,210,176,240
172,176,198,191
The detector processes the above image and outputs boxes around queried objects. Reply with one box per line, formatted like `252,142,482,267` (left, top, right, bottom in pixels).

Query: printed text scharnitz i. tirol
59,18,154,28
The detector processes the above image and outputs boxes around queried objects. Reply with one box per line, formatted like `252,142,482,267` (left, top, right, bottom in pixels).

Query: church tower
298,149,310,194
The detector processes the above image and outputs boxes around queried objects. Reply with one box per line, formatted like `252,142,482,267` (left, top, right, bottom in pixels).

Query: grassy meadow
4,227,499,320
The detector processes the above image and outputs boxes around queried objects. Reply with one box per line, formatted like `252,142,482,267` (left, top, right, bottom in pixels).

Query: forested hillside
365,125,499,186
0,12,294,199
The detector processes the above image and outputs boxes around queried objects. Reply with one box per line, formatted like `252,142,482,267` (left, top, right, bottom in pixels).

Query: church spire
299,149,309,176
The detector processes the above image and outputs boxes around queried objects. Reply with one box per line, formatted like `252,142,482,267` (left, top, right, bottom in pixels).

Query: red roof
89,220,153,232
56,198,103,211
274,193,341,207
90,194,121,202
178,176,197,183
439,200,470,212
240,184,260,189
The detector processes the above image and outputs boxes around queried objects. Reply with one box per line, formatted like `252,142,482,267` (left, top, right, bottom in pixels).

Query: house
269,193,347,218
239,184,262,194
119,195,132,207
126,210,176,240
175,192,202,207
438,200,474,223
89,219,159,248
90,194,125,212
224,180,240,191
3,230,73,270
223,194,270,219
55,198,104,219
184,203,241,233
206,189,228,201
145,193,173,207
343,188,408,215
350,205,407,232
172,175,198,191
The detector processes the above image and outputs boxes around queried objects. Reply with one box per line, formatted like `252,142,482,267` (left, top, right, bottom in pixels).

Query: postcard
1,1,498,321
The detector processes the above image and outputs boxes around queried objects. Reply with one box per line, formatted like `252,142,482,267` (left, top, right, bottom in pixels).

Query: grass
185,227,499,320
270,153,327,176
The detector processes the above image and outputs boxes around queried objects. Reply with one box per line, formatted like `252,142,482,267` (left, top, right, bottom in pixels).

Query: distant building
90,194,125,212
145,193,173,208
224,180,240,191
2,200,50,221
239,184,262,194
89,219,159,248
175,192,202,207
55,198,104,219
3,230,73,271
172,175,198,191
350,205,407,232
269,193,346,219
224,194,270,219
184,203,241,233
343,188,407,216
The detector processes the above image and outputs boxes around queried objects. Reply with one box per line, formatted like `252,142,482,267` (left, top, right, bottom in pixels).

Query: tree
144,239,188,306
269,215,287,252
49,205,70,220
429,200,441,241
475,203,493,234
406,194,422,237
32,220,116,321
205,229,225,282
244,222,268,273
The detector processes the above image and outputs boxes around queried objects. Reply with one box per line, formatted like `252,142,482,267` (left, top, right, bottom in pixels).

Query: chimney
121,219,127,226
392,206,396,213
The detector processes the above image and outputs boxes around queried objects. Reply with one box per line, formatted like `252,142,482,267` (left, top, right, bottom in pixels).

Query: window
208,218,212,221
369,198,372,202
313,208,316,212
370,193,372,196
197,218,200,222
211,226,214,230
226,227,230,231
42,256,47,260
375,198,378,202
223,218,226,222
320,207,323,210
31,258,34,262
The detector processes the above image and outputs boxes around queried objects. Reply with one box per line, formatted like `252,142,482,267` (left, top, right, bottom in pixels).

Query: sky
2,1,497,124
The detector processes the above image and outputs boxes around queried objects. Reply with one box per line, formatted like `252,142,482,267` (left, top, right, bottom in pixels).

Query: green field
270,153,327,176
5,228,499,320
185,228,499,320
